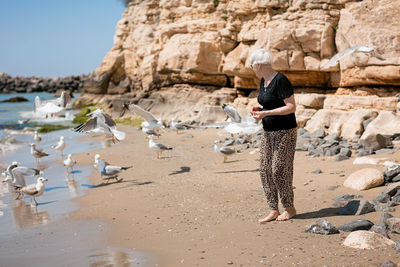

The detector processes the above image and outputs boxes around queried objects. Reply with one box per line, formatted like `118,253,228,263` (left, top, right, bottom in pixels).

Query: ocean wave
19,110,76,123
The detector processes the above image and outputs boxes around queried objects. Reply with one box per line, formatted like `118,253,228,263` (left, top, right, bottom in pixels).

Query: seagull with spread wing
74,109,126,144
34,91,72,118
221,103,262,136
120,103,164,135
222,103,242,123
3,162,40,199
320,45,382,69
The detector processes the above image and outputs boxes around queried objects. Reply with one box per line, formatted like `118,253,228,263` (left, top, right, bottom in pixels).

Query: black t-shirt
257,72,297,131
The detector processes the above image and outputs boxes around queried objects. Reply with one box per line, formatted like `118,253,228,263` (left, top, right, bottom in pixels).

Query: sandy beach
67,125,400,266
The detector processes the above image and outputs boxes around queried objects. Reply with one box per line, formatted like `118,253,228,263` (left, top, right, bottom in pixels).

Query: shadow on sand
294,207,342,220
215,168,259,174
169,166,191,176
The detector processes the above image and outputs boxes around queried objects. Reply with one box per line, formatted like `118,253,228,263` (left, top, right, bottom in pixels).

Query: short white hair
249,49,273,67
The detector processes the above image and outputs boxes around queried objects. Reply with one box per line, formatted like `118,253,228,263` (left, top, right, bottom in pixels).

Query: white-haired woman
249,48,297,223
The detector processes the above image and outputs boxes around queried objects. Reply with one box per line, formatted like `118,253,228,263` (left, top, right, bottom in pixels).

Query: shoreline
69,125,400,266
0,127,154,266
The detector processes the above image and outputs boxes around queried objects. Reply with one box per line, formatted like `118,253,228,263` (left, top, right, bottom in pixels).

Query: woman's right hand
251,106,261,112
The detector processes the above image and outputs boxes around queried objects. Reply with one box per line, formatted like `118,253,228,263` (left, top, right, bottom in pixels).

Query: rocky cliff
77,0,400,140
85,0,400,94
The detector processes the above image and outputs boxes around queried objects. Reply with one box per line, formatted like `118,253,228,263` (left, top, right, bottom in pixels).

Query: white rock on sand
343,230,395,249
343,168,384,191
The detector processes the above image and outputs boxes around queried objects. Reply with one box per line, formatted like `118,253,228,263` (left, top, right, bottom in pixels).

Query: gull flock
1,46,379,211
3,99,261,209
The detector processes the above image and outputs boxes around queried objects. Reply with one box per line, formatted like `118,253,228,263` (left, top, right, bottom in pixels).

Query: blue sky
0,0,125,77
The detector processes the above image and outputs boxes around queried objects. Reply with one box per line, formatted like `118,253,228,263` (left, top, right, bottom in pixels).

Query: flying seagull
121,103,164,134
34,91,72,118
214,140,235,163
18,176,48,206
320,45,381,69
74,109,126,144
148,135,172,159
94,154,132,183
222,103,242,123
221,103,262,136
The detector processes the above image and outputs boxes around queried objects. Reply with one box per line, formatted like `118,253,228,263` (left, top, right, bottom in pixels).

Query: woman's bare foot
258,210,280,224
276,207,296,221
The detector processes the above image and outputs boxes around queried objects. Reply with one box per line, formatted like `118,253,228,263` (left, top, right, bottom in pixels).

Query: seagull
52,136,66,158
214,140,235,163
170,121,187,134
7,162,40,187
17,118,30,125
221,103,262,136
222,103,242,123
33,91,72,118
4,163,40,199
18,176,48,206
143,128,161,139
320,45,382,69
148,135,173,159
2,168,22,198
30,143,49,164
34,131,42,143
121,103,164,134
64,154,77,176
74,109,125,144
94,154,132,183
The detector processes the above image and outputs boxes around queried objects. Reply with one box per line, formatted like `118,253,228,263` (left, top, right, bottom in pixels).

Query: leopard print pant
260,127,297,210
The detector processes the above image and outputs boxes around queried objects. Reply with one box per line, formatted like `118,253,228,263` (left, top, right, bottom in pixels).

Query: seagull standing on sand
64,154,77,176
34,131,41,143
214,140,235,163
94,154,132,183
120,103,164,135
74,109,125,144
30,143,49,165
52,136,66,159
148,135,173,159
170,121,186,134
320,45,382,69
19,176,48,206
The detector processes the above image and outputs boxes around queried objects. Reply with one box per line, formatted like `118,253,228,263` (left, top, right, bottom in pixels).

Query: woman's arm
251,95,296,119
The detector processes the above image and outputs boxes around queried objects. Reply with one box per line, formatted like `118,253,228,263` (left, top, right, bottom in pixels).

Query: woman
249,49,297,223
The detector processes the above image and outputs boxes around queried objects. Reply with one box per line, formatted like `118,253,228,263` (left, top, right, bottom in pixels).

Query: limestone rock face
344,168,384,191
336,0,400,86
343,230,395,249
84,0,400,94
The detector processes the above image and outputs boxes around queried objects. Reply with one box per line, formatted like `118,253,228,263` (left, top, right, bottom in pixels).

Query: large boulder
344,168,384,191
343,230,395,249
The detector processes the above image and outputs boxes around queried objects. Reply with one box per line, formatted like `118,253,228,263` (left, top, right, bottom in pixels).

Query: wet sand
0,128,155,266
69,125,400,266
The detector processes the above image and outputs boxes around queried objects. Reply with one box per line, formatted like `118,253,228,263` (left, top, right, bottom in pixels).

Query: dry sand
69,125,400,266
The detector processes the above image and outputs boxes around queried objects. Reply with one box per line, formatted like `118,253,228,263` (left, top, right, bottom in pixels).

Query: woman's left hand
251,110,268,120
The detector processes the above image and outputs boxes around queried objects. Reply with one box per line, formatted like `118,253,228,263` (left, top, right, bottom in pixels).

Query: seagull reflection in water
11,200,50,230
